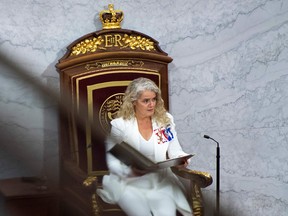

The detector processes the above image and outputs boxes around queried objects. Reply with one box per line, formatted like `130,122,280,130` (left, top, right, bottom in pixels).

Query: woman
97,77,192,216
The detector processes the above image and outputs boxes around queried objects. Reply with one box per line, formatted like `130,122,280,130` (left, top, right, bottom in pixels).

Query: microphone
203,134,219,147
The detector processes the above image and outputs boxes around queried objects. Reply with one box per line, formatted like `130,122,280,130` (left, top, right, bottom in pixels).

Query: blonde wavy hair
117,77,170,126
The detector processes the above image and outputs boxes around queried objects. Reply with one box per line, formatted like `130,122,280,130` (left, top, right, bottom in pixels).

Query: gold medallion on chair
99,93,124,134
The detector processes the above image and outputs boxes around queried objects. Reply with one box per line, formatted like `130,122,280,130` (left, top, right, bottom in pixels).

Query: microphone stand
216,140,220,216
204,135,220,216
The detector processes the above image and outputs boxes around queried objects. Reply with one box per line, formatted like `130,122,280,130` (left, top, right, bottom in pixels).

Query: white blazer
97,113,192,215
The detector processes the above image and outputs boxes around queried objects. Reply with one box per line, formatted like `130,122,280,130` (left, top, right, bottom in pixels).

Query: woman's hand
131,166,149,176
176,155,189,168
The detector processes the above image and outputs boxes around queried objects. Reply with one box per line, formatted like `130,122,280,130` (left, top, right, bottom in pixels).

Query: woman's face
134,90,157,119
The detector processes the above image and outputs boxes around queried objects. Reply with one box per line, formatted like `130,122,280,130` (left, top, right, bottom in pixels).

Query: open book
108,141,194,171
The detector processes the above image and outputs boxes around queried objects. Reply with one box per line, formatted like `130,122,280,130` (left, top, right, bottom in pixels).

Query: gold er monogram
70,33,155,56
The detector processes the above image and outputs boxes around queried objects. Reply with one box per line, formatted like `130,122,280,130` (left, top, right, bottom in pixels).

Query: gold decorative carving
92,193,101,216
121,34,155,51
83,176,97,187
191,184,204,216
70,33,155,56
99,4,124,29
85,60,144,70
71,36,105,56
188,170,211,179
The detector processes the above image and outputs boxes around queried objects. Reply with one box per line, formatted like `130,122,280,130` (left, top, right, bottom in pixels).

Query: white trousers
118,187,177,216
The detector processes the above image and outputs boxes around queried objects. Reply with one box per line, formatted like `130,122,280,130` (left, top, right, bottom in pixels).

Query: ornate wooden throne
56,4,212,216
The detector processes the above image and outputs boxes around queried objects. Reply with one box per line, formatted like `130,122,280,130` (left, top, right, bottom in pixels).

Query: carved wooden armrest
171,167,213,216
171,167,213,188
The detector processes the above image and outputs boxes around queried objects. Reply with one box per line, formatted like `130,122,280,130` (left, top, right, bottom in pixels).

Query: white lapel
123,118,141,150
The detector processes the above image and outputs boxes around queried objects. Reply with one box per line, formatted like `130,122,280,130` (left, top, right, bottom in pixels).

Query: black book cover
109,141,194,171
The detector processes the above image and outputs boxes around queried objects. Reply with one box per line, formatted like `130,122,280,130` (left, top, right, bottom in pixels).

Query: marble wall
0,0,287,215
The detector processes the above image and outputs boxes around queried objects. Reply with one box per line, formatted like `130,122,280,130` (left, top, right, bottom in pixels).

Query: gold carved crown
99,4,124,29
